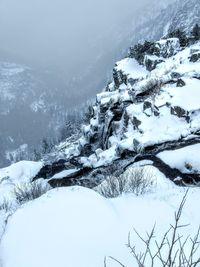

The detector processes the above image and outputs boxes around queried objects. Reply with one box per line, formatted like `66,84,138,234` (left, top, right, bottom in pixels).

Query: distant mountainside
0,62,70,167
130,0,200,43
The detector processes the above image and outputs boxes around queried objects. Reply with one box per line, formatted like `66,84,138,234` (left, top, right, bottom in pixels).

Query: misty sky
0,0,170,72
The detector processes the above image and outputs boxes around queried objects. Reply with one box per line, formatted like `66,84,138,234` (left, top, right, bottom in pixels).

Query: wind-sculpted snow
1,183,200,267
0,161,43,202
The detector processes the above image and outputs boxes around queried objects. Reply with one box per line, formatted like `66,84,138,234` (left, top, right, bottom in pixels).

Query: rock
128,77,138,86
133,139,142,153
154,108,160,117
144,55,164,71
171,106,188,119
143,101,152,111
132,116,141,129
80,144,93,157
171,72,182,79
155,38,180,58
190,52,200,62
113,68,128,89
95,149,103,160
176,79,186,87
111,121,120,135
33,159,67,180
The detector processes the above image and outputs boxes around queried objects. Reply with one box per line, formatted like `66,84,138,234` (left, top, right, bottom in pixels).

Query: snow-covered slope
31,37,200,189
0,180,200,267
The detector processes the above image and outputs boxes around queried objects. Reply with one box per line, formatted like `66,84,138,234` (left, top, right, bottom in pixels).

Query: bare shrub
14,181,50,205
97,175,126,198
97,167,154,198
126,168,154,196
105,190,200,267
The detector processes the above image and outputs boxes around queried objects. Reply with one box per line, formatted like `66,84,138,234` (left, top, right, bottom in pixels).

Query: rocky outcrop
33,37,200,188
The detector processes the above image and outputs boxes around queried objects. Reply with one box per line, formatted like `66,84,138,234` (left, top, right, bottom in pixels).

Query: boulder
132,116,141,129
176,79,186,87
155,38,180,58
190,52,200,62
144,55,164,71
143,101,152,111
171,106,188,118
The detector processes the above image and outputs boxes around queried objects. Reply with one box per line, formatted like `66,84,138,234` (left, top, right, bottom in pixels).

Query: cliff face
32,36,200,188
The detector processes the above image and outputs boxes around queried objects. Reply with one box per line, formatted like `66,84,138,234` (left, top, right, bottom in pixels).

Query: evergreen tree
41,138,52,155
192,24,200,41
167,29,188,47
129,41,155,64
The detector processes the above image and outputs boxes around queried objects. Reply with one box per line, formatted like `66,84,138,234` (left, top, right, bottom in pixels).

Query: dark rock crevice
33,136,200,189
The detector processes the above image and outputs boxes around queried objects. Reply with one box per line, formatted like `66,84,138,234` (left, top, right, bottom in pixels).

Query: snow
30,99,46,113
0,62,26,77
157,143,200,173
0,161,43,185
0,175,200,267
50,169,79,179
124,105,191,149
87,145,119,168
115,58,148,80
0,186,118,267
165,78,200,111
0,161,43,202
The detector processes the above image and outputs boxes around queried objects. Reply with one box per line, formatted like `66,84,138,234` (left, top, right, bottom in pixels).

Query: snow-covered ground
0,166,200,267
158,143,200,174
115,57,148,80
0,161,43,204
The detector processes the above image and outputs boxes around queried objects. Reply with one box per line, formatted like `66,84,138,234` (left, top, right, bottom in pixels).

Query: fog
0,0,171,74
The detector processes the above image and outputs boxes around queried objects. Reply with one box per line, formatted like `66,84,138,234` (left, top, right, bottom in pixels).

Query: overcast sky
0,0,174,73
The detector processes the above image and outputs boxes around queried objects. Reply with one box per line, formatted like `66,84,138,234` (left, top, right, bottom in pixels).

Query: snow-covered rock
23,37,200,187
75,40,200,174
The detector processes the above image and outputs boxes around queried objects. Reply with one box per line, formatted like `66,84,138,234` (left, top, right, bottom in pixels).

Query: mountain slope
30,35,200,188
117,0,200,53
0,62,69,167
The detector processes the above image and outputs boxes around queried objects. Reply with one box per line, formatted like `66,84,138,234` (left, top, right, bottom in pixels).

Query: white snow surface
157,143,200,173
0,167,200,267
0,161,43,185
165,78,200,111
115,57,148,80
0,161,43,202
50,169,79,179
